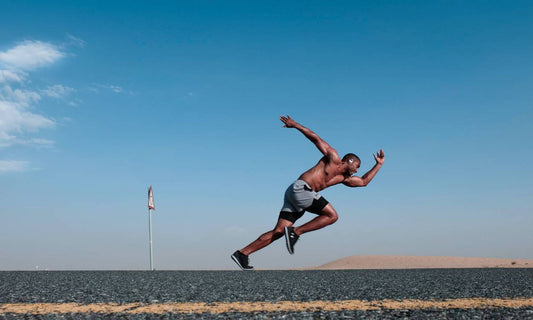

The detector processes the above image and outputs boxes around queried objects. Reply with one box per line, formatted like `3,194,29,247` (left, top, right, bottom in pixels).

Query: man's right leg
293,204,338,236
284,204,338,254
239,218,293,256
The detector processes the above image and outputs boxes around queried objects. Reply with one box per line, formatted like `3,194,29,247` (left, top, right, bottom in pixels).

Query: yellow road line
1,298,533,314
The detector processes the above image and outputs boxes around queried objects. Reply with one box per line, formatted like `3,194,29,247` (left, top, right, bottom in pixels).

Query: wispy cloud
0,160,30,173
89,83,128,94
22,138,55,147
109,85,123,93
0,40,68,149
0,40,65,71
0,38,85,171
1,86,41,106
0,100,55,147
66,34,86,48
41,84,75,99
0,70,25,83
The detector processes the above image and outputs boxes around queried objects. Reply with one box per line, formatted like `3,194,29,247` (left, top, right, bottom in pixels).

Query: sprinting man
231,115,385,270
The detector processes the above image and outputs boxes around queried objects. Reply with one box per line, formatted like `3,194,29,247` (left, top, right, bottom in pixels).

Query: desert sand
310,255,533,270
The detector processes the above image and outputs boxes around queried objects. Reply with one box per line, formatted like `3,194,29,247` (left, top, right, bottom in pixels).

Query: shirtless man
231,115,385,270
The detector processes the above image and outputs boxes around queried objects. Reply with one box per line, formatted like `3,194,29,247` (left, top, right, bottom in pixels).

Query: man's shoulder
325,151,342,164
327,147,339,156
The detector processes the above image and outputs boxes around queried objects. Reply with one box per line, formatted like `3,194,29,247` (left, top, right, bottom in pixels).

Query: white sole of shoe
231,254,254,271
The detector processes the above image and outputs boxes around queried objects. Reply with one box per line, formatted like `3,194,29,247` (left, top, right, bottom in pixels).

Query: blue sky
1,1,532,270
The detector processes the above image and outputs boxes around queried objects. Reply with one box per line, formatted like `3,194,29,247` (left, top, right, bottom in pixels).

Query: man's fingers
280,115,294,127
280,116,288,127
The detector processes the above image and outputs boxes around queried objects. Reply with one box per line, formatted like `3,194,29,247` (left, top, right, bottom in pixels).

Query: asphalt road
1,269,533,319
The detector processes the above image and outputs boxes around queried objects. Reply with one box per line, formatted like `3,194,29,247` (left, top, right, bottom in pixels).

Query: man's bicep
343,176,366,187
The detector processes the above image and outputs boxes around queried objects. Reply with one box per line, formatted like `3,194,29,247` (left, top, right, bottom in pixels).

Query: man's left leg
231,218,295,270
240,218,294,256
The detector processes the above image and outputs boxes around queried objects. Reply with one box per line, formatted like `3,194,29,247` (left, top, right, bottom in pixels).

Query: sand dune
311,255,533,270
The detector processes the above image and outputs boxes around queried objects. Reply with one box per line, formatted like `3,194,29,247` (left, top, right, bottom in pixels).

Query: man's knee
271,219,292,239
273,227,285,237
322,205,338,224
330,212,338,223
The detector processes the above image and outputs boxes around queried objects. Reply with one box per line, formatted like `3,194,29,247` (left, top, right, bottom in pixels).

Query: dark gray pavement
1,269,533,319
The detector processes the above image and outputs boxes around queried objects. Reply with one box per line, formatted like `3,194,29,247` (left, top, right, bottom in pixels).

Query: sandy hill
310,255,533,270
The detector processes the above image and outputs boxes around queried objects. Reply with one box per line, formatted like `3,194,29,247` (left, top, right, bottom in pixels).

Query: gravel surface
1,269,533,319
2,310,533,319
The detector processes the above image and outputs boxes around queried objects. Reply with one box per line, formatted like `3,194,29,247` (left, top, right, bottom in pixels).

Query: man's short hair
342,153,360,164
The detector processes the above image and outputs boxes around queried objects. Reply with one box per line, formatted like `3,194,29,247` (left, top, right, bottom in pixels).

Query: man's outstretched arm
343,149,385,187
280,115,334,156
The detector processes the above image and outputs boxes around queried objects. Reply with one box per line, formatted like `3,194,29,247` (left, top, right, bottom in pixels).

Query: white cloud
0,40,69,149
41,84,75,99
0,160,30,173
0,100,55,147
1,85,41,107
0,40,65,71
0,70,25,83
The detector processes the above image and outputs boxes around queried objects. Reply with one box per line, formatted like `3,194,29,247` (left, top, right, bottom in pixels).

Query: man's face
349,160,360,174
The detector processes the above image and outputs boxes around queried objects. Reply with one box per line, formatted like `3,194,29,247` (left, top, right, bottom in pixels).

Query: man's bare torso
298,156,349,192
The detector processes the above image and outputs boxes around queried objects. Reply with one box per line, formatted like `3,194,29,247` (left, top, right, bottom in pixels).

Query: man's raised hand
280,115,297,128
374,149,385,165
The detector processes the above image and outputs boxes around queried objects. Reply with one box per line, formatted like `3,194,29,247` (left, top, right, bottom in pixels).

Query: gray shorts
279,180,329,223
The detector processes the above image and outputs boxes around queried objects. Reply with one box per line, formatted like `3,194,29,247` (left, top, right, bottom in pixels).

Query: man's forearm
282,116,331,155
293,122,319,143
362,163,382,185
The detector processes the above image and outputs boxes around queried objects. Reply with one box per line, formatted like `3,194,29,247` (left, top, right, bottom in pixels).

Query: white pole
149,208,154,271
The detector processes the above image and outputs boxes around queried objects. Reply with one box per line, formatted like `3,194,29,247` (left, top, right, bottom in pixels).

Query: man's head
342,153,360,174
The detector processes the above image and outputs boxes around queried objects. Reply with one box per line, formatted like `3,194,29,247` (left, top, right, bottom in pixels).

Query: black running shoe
284,226,299,254
231,250,254,271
